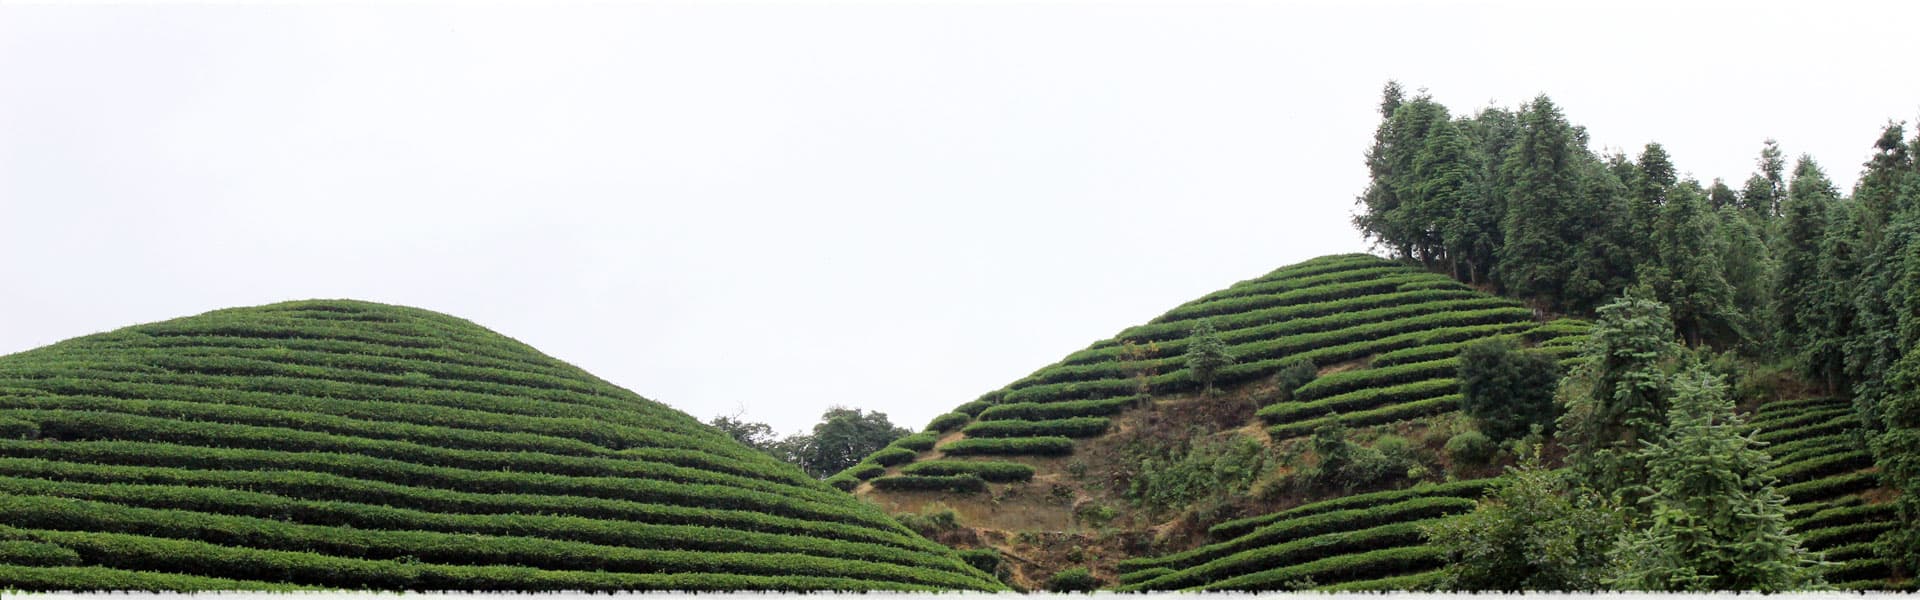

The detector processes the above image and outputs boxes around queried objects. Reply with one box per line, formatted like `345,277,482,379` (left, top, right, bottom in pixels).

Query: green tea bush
1123,496,1475,573
867,447,917,467
1259,379,1459,425
976,396,1139,421
1197,545,1446,591
869,475,988,494
1292,359,1453,403
1269,359,1318,405
926,412,971,432
938,437,1074,457
1048,567,1100,592
1444,430,1496,466
961,417,1110,439
0,416,37,440
1120,522,1426,591
0,540,80,567
900,460,1034,483
1202,479,1494,540
890,433,938,452
1779,472,1882,504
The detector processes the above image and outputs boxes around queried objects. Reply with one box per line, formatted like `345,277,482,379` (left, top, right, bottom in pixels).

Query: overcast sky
4,1,1917,436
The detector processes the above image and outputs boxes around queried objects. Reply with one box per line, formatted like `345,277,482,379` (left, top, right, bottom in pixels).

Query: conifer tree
1718,206,1775,351
1458,338,1561,441
1774,156,1837,384
1648,181,1742,347
1628,143,1677,266
1810,201,1863,392
1873,346,1920,574
1609,365,1821,591
1184,318,1234,395
1557,290,1678,507
1498,96,1582,310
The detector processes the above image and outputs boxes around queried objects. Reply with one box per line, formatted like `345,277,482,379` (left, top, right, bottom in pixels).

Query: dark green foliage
841,462,886,481
1297,421,1422,493
1608,365,1820,591
1270,359,1318,404
1422,457,1623,591
937,436,1074,457
1497,96,1585,311
1871,346,1920,573
1457,338,1561,440
869,475,988,494
1557,291,1678,506
899,460,1034,483
1184,319,1235,394
1645,181,1745,348
957,548,1002,575
925,412,971,432
0,416,36,440
0,540,80,567
1048,567,1100,592
1196,546,1447,591
960,416,1110,439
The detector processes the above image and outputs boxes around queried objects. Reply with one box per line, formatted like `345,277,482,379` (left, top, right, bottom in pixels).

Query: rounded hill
0,299,1001,592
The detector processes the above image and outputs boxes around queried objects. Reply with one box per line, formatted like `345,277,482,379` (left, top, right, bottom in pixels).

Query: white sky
4,1,1917,436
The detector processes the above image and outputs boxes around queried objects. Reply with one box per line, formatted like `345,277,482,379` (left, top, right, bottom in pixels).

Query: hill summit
0,299,1001,591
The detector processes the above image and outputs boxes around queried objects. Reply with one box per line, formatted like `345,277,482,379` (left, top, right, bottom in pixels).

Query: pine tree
1810,201,1862,393
1184,318,1234,395
1707,179,1739,210
1609,364,1821,591
1557,289,1678,507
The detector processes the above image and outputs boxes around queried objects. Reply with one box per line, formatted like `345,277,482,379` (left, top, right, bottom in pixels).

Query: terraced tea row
0,300,1001,591
1115,479,1496,591
1747,396,1903,590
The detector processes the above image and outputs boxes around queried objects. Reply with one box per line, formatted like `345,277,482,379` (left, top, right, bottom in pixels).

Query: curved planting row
1748,396,1902,589
0,300,1001,591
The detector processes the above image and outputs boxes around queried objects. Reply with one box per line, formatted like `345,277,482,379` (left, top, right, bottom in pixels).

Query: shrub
841,462,886,481
1445,430,1497,466
896,503,962,535
0,417,37,440
1126,434,1270,517
900,460,1034,483
926,412,971,433
870,475,988,494
957,548,1001,574
976,396,1139,421
890,433,938,452
867,447,917,467
824,473,857,491
0,540,81,567
961,417,1110,439
1270,359,1318,405
939,437,1074,457
1457,338,1560,441
1049,567,1100,592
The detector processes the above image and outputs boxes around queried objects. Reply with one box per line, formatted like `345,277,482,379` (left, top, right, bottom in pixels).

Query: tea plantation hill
0,300,1003,592
840,254,1906,591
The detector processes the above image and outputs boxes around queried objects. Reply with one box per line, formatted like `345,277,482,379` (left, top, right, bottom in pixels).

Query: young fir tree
1609,364,1821,591
1740,139,1789,217
1423,450,1622,591
1556,290,1678,508
1184,318,1234,395
1627,143,1677,267
1810,201,1863,393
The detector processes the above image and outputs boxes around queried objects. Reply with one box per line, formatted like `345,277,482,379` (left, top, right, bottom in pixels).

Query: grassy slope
0,300,1001,592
